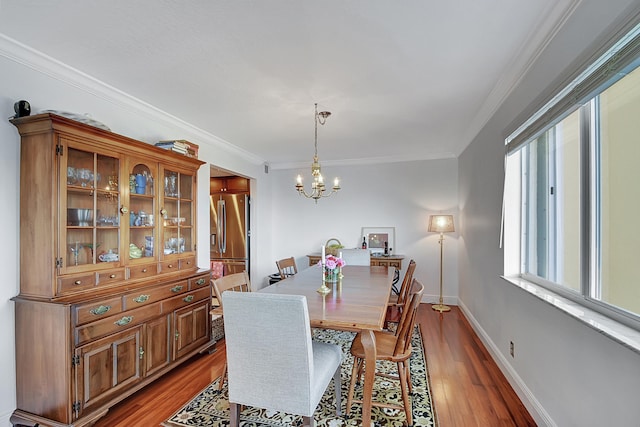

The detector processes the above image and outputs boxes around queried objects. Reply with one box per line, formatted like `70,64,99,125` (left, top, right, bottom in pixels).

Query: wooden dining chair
211,271,251,391
222,292,342,427
276,256,298,279
346,279,425,426
384,259,416,328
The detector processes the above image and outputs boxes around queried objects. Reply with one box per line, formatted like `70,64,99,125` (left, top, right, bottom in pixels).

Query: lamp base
432,303,451,313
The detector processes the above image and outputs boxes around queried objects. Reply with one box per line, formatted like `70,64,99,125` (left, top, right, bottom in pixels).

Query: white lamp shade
428,214,455,233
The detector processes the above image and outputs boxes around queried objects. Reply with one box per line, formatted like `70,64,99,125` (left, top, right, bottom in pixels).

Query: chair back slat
396,260,416,305
276,257,298,279
394,279,424,355
212,271,251,309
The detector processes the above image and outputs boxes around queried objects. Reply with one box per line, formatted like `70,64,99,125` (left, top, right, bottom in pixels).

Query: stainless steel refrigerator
210,194,250,276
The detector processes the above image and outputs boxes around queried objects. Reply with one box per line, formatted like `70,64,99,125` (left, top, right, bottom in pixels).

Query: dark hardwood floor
94,305,536,426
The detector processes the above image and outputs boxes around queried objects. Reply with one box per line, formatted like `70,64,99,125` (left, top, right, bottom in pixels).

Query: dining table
259,264,396,426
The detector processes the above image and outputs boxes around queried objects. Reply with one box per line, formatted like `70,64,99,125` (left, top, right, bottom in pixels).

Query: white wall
458,1,640,426
0,39,275,425
269,160,459,303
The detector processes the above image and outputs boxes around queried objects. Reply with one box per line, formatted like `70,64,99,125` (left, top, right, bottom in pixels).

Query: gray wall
458,1,640,425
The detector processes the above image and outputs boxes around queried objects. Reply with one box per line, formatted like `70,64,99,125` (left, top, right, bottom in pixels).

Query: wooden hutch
10,113,211,426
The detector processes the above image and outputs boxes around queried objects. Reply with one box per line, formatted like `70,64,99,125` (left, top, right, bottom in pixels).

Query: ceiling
0,0,573,168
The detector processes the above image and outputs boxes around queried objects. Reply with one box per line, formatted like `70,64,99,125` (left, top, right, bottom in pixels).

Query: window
505,23,640,330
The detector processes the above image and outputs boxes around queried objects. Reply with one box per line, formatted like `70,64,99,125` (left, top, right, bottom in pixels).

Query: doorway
209,166,251,278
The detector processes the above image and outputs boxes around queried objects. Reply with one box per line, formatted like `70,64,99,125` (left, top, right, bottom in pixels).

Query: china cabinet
10,113,211,427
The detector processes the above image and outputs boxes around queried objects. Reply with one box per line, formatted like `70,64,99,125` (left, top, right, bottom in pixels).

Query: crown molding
456,0,581,157
0,33,265,165
270,151,457,171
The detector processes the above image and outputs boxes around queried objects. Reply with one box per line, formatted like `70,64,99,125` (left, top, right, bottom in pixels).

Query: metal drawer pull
183,295,194,303
90,305,111,316
171,285,184,293
74,280,82,285
115,316,133,326
141,268,147,273
196,278,206,286
168,264,174,268
133,295,150,303
109,274,116,279
139,347,144,360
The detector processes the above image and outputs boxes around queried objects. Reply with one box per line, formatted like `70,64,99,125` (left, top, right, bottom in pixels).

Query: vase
324,267,339,284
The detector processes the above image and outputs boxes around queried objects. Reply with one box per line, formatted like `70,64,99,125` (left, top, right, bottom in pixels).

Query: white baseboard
457,300,556,427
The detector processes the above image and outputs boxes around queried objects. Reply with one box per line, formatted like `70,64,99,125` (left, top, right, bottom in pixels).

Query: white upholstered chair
222,292,342,427
340,248,370,266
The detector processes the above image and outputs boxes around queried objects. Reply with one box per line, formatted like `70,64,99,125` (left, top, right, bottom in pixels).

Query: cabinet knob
142,268,147,273
115,316,133,326
74,280,82,285
89,305,111,316
133,294,150,303
139,346,144,360
160,208,167,216
109,274,116,279
168,264,174,269
120,206,129,214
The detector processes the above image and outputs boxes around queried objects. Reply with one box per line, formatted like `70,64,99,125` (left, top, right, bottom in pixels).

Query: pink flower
321,255,345,270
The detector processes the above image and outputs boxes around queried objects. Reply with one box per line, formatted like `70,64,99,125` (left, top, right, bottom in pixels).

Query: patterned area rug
163,326,436,427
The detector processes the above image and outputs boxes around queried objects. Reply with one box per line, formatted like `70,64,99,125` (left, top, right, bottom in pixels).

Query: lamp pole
428,214,454,313
432,232,450,312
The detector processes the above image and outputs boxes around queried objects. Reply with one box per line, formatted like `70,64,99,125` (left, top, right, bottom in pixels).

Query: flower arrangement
319,255,346,283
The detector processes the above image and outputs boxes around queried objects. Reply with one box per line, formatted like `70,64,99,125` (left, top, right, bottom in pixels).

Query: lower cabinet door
173,300,211,359
74,326,143,419
145,314,171,376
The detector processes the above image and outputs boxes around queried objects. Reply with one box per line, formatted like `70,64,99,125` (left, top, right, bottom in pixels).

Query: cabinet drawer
128,263,158,280
74,296,124,326
57,273,97,294
159,260,180,274
123,280,189,309
162,287,210,313
180,256,196,270
189,274,210,290
97,268,126,285
75,303,161,345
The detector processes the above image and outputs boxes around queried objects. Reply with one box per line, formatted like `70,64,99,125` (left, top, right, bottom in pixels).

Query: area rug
163,326,437,427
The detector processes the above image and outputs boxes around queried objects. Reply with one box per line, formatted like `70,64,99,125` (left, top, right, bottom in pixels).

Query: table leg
360,329,376,427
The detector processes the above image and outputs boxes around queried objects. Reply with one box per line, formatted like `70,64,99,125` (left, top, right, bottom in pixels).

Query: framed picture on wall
360,227,395,255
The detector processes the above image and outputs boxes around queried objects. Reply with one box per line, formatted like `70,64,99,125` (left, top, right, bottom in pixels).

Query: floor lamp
428,214,455,313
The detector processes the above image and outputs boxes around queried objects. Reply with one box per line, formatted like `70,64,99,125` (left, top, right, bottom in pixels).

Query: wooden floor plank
94,304,536,426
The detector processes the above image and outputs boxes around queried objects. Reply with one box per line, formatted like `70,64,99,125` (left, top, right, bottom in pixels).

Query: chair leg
346,356,361,414
397,361,412,426
405,359,412,394
302,415,315,427
229,402,241,426
333,365,342,416
218,362,227,391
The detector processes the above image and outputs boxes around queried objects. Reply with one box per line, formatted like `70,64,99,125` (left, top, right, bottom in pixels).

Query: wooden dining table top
259,264,396,331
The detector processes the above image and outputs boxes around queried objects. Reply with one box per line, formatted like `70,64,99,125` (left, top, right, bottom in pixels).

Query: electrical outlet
509,341,515,358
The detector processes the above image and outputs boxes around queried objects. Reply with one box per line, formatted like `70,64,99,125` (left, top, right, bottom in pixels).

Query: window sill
501,275,640,356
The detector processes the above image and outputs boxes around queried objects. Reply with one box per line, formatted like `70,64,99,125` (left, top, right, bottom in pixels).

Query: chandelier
295,103,341,202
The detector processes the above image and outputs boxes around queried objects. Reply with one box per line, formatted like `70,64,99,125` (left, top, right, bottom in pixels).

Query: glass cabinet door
127,160,158,261
63,145,121,272
161,168,194,257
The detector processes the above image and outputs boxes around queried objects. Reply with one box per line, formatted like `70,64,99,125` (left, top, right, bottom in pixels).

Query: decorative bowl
68,208,94,226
